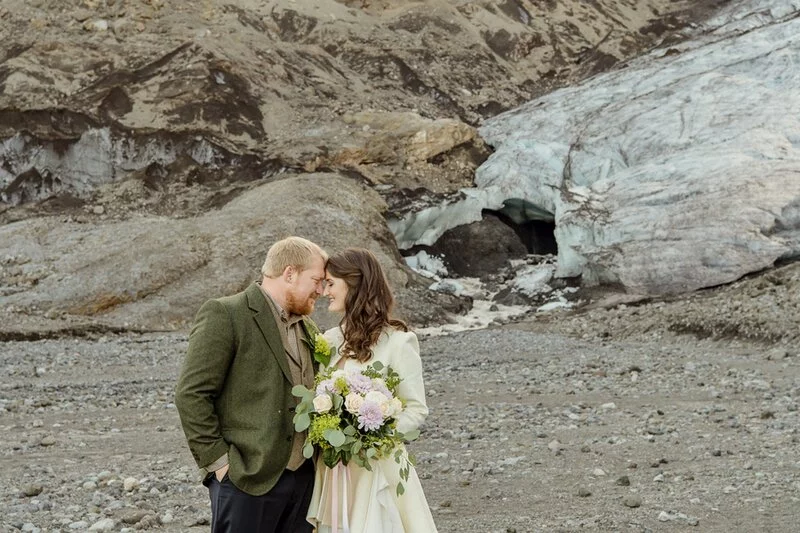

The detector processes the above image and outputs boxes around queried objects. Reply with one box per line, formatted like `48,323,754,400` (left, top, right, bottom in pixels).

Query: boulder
0,173,464,333
422,213,528,279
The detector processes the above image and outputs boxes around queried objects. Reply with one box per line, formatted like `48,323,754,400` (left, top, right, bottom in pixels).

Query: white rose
313,394,333,413
344,393,364,413
388,397,403,417
365,391,389,411
380,397,403,418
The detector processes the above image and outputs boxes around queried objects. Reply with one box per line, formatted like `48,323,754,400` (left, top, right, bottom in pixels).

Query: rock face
0,0,729,331
397,0,800,295
0,0,710,205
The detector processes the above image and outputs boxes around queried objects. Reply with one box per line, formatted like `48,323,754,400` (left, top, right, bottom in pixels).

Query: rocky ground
2,274,798,532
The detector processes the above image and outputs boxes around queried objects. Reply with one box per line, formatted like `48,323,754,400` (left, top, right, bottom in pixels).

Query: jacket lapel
246,283,293,384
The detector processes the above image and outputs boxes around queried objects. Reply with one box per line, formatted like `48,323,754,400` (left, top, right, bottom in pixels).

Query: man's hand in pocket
214,464,229,482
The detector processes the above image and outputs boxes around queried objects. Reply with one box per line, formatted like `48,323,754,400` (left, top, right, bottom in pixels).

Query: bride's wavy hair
326,248,408,363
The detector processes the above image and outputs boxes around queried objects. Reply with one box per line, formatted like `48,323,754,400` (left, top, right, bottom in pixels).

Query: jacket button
286,435,292,442
289,406,295,412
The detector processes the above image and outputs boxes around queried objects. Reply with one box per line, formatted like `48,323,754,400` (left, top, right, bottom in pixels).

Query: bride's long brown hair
326,248,408,363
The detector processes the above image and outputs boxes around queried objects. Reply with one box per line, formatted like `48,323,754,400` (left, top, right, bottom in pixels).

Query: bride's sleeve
392,331,429,435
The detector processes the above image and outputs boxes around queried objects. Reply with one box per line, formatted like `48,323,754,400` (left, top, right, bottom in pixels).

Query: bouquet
292,361,419,495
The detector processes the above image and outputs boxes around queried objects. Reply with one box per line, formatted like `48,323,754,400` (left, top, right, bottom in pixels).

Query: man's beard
286,287,316,316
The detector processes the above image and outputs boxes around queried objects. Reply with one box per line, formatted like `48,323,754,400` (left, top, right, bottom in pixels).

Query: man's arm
175,299,235,471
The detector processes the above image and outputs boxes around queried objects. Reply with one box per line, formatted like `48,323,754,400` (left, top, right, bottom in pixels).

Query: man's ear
283,265,296,283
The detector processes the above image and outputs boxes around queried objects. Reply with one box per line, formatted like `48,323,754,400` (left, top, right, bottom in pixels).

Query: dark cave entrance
486,199,558,255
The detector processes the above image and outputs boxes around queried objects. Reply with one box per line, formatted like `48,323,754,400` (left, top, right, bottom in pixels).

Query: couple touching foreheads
175,237,438,532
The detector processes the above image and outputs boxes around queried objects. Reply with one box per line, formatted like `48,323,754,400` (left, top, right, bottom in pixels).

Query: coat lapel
246,283,293,384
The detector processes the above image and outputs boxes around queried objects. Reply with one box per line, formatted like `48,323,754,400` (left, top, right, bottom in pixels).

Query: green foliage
294,412,311,432
308,413,342,449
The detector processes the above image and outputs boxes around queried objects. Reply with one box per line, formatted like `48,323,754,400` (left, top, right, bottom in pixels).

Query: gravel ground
2,319,798,532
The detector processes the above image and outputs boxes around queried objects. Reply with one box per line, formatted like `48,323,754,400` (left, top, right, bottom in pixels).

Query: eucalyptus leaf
303,441,314,459
324,429,346,447
292,385,309,397
396,483,405,496
371,361,384,371
401,429,420,441
294,412,310,432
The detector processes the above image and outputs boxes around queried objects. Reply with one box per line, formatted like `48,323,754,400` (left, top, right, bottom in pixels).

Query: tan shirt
260,285,315,471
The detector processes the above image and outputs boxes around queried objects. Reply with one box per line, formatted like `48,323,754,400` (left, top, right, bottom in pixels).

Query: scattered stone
89,518,115,531
186,516,210,527
123,477,140,492
21,484,43,497
121,510,149,525
547,440,562,453
623,495,643,508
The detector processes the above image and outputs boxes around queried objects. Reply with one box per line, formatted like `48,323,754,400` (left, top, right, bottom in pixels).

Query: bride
306,248,438,533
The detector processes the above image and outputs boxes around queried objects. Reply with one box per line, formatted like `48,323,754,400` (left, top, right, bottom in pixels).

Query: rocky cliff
0,0,734,333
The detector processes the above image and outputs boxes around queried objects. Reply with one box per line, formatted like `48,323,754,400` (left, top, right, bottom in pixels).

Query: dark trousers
206,461,315,533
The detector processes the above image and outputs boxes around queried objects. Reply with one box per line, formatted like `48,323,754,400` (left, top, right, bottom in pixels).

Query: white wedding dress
306,327,438,533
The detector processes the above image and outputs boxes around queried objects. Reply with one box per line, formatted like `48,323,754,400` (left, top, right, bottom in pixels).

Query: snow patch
404,251,448,280
414,254,579,337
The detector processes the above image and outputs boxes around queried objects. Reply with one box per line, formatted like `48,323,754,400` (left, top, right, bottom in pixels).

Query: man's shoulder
202,284,255,313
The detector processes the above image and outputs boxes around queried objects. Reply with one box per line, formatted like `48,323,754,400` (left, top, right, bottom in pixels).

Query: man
175,236,327,532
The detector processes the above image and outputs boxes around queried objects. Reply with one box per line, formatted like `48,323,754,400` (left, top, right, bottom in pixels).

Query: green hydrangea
308,414,341,448
334,376,349,395
313,335,332,366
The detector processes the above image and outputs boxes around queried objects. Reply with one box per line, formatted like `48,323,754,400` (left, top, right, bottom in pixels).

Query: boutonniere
301,319,333,367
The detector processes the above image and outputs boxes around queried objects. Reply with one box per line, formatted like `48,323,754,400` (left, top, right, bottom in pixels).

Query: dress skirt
307,447,438,533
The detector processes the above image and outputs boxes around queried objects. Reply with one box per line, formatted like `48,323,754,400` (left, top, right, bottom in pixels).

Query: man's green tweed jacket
175,282,312,496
